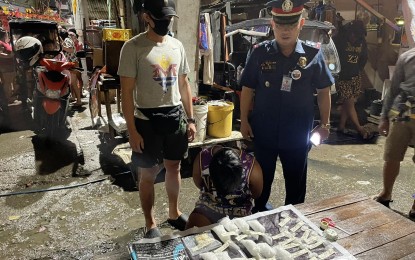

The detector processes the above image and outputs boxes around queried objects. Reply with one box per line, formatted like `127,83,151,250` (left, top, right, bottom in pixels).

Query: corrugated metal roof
87,0,117,21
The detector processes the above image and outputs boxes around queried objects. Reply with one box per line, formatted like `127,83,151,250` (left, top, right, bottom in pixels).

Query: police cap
143,0,178,19
266,0,308,24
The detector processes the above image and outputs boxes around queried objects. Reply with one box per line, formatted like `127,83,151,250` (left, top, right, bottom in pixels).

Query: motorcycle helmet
14,36,43,67
62,37,75,49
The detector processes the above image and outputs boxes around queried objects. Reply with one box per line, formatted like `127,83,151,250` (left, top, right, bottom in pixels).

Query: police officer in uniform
240,0,334,211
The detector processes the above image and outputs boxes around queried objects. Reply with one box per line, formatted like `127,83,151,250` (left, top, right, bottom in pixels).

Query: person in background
333,20,370,139
186,146,263,229
42,39,66,61
68,29,84,53
68,29,87,99
0,27,18,105
374,47,415,220
118,0,196,238
64,30,82,107
239,0,334,211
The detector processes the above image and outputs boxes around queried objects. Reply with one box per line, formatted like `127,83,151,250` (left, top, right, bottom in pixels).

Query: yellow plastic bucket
207,101,234,138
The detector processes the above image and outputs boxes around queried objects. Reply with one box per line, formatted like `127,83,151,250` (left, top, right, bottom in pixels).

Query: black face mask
151,18,172,36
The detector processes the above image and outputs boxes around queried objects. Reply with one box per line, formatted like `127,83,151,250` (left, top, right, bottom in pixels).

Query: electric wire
0,176,109,198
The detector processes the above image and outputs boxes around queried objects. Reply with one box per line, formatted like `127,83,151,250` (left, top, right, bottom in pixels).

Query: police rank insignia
282,0,293,12
298,56,307,69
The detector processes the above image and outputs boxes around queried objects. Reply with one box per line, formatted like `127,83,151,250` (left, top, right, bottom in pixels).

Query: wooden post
118,0,126,29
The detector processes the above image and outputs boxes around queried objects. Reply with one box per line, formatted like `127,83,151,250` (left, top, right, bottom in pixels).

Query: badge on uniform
261,61,277,72
281,75,292,92
298,56,307,69
291,69,301,80
265,81,271,87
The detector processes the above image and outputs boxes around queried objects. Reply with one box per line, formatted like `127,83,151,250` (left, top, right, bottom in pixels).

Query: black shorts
131,117,188,169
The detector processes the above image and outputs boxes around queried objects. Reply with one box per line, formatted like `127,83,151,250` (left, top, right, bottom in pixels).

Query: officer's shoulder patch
301,40,320,51
301,41,320,59
254,40,272,49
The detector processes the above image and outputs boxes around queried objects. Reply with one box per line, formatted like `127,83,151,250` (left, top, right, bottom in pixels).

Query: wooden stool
97,73,121,138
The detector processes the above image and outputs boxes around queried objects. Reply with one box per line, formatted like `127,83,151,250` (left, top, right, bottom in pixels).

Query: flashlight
310,132,321,146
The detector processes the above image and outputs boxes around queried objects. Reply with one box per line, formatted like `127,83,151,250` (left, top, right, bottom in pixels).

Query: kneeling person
186,146,263,229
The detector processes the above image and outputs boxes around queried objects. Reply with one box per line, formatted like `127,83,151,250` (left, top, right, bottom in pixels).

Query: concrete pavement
72,98,415,221
0,97,414,259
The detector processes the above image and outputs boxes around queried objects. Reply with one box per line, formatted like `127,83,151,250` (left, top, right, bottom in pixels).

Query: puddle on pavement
0,179,152,259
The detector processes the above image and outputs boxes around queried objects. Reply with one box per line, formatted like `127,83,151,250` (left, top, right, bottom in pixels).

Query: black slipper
167,214,188,231
144,227,161,238
374,196,393,208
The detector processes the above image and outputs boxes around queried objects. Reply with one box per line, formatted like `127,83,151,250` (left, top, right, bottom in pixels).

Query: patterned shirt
196,146,255,218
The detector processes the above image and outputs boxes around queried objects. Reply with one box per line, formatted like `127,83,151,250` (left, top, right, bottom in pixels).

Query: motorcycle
33,57,75,140
14,35,75,141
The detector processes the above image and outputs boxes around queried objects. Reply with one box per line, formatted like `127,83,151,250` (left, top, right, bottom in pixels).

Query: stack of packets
128,205,355,259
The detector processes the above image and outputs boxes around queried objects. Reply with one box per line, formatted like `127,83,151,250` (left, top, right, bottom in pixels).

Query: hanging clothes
220,13,229,62
199,15,209,50
211,11,222,62
200,13,214,85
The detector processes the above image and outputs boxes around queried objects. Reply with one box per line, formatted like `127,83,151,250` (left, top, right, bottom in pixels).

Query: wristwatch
187,118,196,124
320,123,331,129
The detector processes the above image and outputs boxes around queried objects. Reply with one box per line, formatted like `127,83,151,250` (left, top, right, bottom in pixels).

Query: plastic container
192,104,208,142
207,101,234,138
102,28,132,41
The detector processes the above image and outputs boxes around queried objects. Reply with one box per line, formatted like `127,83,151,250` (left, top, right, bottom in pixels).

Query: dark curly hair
209,148,243,196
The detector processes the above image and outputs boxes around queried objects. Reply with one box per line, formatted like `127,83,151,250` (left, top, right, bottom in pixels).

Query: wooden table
296,192,415,259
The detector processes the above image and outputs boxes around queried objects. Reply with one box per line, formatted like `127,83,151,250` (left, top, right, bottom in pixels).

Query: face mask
151,17,172,36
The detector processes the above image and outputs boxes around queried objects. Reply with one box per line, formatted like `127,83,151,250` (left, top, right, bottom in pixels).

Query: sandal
167,213,188,231
359,125,375,140
409,209,415,220
374,196,393,208
143,227,161,238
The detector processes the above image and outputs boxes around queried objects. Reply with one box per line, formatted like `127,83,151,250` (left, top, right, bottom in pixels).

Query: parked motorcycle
14,36,75,141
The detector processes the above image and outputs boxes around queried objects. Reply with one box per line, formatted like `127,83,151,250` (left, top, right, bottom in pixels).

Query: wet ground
0,98,414,259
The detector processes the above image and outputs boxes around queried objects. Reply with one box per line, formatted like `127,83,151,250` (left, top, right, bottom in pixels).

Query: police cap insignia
282,0,293,12
266,0,308,24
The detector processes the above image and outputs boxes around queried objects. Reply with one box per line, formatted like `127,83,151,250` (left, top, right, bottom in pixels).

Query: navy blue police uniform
240,0,334,210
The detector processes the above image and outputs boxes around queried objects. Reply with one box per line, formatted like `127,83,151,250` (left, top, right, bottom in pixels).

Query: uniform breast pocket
295,68,312,82
290,69,315,98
